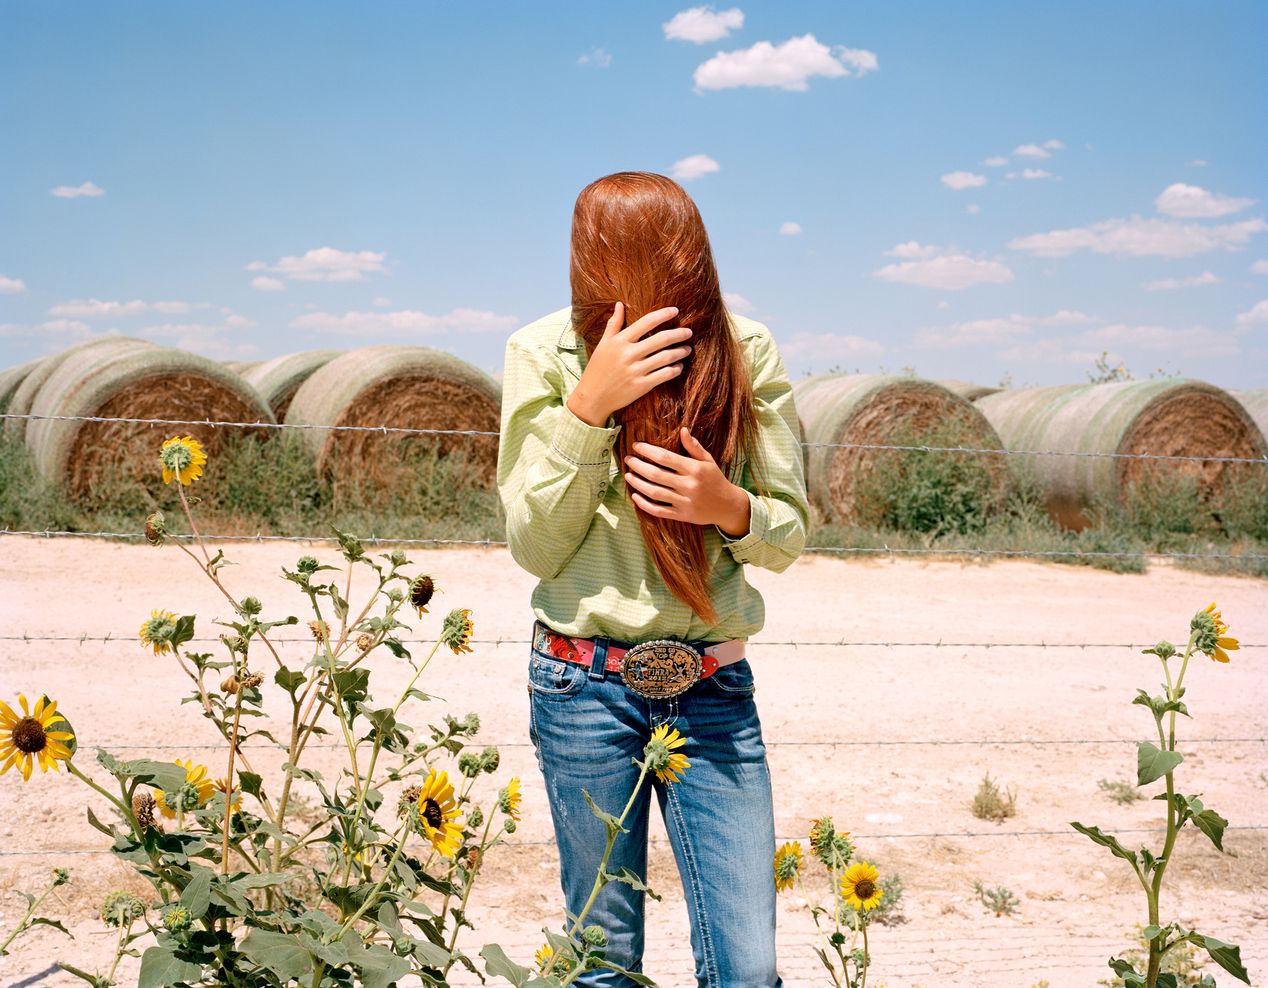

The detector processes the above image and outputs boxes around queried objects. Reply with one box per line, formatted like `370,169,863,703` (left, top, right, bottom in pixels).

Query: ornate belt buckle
620,639,703,699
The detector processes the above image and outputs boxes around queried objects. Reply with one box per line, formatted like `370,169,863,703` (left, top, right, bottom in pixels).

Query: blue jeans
527,627,783,987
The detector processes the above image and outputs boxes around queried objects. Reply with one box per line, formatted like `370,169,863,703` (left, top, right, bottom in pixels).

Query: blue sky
1,1,1266,388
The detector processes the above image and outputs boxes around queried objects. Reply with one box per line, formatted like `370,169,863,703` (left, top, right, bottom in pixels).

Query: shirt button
598,481,608,495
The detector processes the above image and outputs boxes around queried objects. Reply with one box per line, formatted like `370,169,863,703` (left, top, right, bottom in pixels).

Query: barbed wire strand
1,823,1264,858
2,528,1264,561
3,410,1266,465
4,632,1264,648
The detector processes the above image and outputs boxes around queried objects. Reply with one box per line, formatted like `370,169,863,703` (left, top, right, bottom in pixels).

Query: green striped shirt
496,305,809,643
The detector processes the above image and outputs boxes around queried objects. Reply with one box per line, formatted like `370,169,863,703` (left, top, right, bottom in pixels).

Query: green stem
0,875,61,954
542,763,649,979
332,820,412,940
859,922,869,988
438,810,498,976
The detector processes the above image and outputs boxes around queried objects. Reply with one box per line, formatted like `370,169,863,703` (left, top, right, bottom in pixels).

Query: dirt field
1,537,1265,988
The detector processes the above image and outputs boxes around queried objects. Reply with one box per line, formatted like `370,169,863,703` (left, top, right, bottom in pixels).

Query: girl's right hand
569,302,693,425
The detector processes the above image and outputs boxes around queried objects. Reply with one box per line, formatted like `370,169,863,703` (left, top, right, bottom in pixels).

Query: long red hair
569,171,773,628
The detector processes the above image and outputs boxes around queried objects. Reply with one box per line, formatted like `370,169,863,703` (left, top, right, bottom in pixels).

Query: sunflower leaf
581,789,626,836
1190,807,1229,852
1070,822,1139,864
1136,741,1183,786
137,944,205,988
603,867,662,902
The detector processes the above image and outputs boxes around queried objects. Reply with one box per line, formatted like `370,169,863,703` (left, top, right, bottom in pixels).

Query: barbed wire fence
2,409,1265,983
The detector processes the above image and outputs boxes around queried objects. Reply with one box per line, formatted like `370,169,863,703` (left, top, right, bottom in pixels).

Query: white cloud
577,47,612,68
669,154,720,181
778,221,802,236
290,307,518,336
1012,143,1051,159
1154,182,1255,219
983,156,1009,167
0,275,26,294
663,6,744,43
723,292,754,313
223,314,255,329
912,309,1093,349
940,170,986,190
966,204,980,214
50,180,104,198
1235,299,1268,327
884,240,939,259
0,319,95,341
1190,159,1208,167
139,322,259,360
1008,215,1267,258
873,244,1014,291
936,300,951,310
251,276,285,292
246,247,387,283
1081,322,1240,356
372,296,393,307
779,331,883,359
48,298,149,318
1043,138,1065,150
692,33,876,92
1021,168,1052,180
1141,271,1221,291
1252,260,1268,275
998,339,1105,365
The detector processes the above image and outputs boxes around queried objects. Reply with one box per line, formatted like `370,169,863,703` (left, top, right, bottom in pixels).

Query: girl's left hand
623,426,747,531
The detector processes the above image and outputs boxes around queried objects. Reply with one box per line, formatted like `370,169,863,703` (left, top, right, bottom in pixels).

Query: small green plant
973,881,1018,917
0,868,71,956
1098,777,1143,805
867,872,907,927
1071,602,1249,987
1098,924,1212,987
1088,351,1135,384
971,771,1017,822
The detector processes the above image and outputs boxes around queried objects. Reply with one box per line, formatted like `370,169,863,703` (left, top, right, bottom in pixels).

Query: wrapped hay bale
1229,389,1268,447
222,359,262,375
792,373,1012,526
0,359,42,416
26,341,276,496
975,379,1267,531
241,349,342,420
936,378,1003,401
5,338,161,440
285,344,501,485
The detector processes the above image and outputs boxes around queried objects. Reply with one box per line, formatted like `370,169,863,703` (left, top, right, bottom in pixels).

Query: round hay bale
222,359,262,375
241,349,342,420
4,337,162,440
936,378,1003,401
974,379,1267,531
0,359,42,416
791,373,1012,526
284,344,501,485
27,342,276,497
1229,389,1268,447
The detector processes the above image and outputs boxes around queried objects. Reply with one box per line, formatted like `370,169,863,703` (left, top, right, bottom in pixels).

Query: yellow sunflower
440,608,475,655
416,768,464,858
213,777,242,813
535,942,574,974
139,609,179,656
154,759,215,819
773,840,804,893
0,694,75,781
1199,601,1239,663
499,776,522,821
159,435,207,486
839,860,884,912
645,723,690,785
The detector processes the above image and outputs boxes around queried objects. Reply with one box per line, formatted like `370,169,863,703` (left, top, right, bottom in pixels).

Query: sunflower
440,608,475,655
213,777,242,813
0,694,75,781
644,723,690,785
159,435,207,486
408,574,436,617
154,759,215,819
499,776,522,821
773,840,804,893
535,942,575,975
416,768,464,858
1194,601,1239,663
839,860,884,912
139,609,179,656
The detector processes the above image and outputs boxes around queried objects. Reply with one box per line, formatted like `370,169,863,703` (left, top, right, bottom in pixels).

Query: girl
496,171,809,987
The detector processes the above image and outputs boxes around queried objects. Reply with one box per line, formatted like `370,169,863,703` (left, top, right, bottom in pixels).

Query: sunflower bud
52,868,70,887
1142,640,1176,660
440,607,475,655
240,596,263,616
356,633,374,653
466,807,484,828
101,890,146,927
162,904,191,933
582,924,608,948
308,619,329,642
132,791,160,831
144,511,166,546
479,745,500,773
297,555,319,574
458,752,482,778
241,671,263,690
221,674,241,695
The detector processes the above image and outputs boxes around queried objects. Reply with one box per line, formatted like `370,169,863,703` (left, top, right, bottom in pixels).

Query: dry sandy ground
0,537,1265,988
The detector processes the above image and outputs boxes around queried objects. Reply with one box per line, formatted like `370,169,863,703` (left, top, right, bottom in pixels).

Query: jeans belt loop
588,636,610,680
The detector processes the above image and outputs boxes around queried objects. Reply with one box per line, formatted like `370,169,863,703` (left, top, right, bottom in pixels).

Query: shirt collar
557,314,580,351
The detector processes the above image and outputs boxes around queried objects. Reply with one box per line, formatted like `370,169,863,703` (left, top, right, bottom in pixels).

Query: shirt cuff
551,400,622,466
716,488,770,559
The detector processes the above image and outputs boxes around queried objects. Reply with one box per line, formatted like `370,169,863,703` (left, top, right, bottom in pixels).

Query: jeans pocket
527,651,587,698
703,657,756,696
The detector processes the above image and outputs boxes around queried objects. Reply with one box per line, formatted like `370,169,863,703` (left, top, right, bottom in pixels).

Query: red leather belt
531,619,746,699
